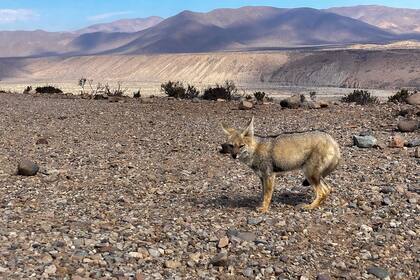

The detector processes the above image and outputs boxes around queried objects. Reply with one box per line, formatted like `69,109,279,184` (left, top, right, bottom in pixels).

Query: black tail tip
302,179,310,186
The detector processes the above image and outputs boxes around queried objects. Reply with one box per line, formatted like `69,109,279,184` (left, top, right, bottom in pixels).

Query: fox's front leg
257,173,276,213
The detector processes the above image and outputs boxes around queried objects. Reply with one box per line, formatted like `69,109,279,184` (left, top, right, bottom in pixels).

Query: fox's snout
231,153,238,159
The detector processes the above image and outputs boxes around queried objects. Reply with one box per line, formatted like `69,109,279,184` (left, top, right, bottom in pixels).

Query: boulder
239,100,253,110
17,160,39,176
301,101,321,109
405,139,420,147
406,92,420,105
280,94,305,109
353,135,377,148
397,120,418,132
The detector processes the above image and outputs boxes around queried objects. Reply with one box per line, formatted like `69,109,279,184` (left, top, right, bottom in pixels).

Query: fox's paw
256,206,269,213
300,203,319,210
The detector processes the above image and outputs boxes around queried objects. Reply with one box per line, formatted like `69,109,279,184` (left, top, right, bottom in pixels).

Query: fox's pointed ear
221,123,235,136
242,117,254,137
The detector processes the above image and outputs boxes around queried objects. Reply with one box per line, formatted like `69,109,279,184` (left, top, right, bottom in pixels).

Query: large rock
17,160,39,176
353,135,377,148
367,266,390,279
405,139,420,147
397,120,418,132
301,101,321,109
406,92,420,105
280,94,305,109
239,100,253,110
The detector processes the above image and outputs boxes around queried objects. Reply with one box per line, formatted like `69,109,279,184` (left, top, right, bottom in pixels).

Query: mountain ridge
0,6,419,57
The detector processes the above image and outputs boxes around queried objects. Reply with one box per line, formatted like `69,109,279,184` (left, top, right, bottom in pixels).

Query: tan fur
221,117,340,212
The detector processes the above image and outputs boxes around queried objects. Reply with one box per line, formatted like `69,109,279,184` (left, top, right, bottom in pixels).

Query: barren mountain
75,16,164,34
327,5,420,34
1,6,418,57
0,30,75,57
108,7,397,54
0,17,164,57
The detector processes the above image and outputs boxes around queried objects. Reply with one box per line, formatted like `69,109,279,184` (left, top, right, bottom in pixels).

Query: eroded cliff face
1,49,419,89
269,49,420,89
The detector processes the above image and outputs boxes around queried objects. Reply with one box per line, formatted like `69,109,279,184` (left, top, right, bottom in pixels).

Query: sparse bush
254,91,266,102
35,85,63,94
133,90,141,98
160,81,199,99
161,81,185,98
310,91,317,101
79,78,87,94
341,90,378,105
104,82,126,97
202,80,238,101
186,84,200,99
23,86,32,94
245,94,253,100
388,89,414,103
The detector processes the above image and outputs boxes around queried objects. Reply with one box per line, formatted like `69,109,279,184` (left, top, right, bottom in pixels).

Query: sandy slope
0,52,289,84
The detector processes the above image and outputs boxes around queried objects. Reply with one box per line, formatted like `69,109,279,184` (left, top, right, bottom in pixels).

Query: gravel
0,92,419,279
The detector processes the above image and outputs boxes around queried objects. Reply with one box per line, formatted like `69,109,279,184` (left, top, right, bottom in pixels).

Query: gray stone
353,135,377,148
380,186,394,194
209,252,228,267
405,139,420,147
406,92,420,105
301,101,321,109
367,266,390,279
383,196,392,205
17,160,39,176
247,216,265,225
227,229,257,242
243,267,254,278
148,248,160,258
397,120,418,132
280,94,305,109
316,275,331,280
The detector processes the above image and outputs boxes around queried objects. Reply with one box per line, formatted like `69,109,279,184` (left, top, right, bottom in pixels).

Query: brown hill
0,30,75,57
327,5,420,34
108,7,397,54
1,6,415,58
75,16,164,34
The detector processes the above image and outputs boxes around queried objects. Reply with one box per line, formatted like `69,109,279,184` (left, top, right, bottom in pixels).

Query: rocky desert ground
0,91,418,280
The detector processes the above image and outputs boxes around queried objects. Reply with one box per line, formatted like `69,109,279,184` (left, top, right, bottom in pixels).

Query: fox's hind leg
302,150,338,209
302,175,326,210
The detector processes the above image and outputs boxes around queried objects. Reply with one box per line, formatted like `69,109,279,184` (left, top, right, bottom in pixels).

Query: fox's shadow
199,191,310,209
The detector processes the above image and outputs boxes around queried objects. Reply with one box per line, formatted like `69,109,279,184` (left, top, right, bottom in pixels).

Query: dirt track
0,93,419,279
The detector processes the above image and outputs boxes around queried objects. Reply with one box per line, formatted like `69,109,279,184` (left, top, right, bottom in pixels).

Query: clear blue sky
0,0,419,31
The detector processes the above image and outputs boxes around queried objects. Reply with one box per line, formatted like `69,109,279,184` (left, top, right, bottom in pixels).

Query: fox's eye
239,144,245,148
